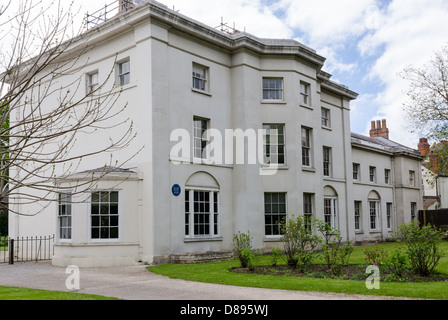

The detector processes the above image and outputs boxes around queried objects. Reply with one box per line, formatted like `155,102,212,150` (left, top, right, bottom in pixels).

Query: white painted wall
9,1,424,267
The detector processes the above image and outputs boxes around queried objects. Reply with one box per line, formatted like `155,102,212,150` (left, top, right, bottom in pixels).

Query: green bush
232,232,260,270
316,220,353,275
364,246,389,269
271,248,282,266
394,221,444,276
279,216,321,272
386,249,409,278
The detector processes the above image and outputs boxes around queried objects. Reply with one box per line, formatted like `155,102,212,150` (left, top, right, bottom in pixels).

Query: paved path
0,261,410,300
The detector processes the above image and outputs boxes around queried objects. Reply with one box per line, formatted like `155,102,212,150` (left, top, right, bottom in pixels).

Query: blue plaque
172,184,181,197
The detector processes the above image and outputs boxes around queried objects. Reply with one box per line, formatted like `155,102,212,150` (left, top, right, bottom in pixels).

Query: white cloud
275,0,378,46
273,0,380,76
51,0,448,149
359,0,448,147
157,0,293,38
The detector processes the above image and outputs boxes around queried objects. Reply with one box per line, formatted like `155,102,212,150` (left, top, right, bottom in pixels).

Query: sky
9,0,448,149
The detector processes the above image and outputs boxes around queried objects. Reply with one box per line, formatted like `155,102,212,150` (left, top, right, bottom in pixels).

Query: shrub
232,232,253,268
364,246,389,269
386,249,409,278
271,248,282,266
394,221,444,276
240,248,261,271
279,216,321,272
316,220,353,275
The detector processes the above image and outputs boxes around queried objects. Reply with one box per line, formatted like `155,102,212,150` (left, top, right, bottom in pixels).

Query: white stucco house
8,0,424,267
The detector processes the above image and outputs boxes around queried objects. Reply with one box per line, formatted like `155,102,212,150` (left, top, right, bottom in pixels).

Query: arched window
324,186,338,228
185,172,220,239
368,191,381,231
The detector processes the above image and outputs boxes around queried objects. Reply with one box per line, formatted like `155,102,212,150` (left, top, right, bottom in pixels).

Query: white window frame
411,202,417,221
321,108,331,128
192,63,209,92
409,171,416,187
385,169,391,185
264,193,287,237
324,197,337,229
300,82,310,106
387,202,393,230
86,71,99,94
369,166,377,183
263,124,286,165
90,191,120,241
353,163,360,181
117,59,130,87
263,78,284,101
193,117,209,161
369,200,380,231
303,193,314,231
323,146,332,177
301,127,312,168
58,193,72,241
184,188,220,239
354,201,362,232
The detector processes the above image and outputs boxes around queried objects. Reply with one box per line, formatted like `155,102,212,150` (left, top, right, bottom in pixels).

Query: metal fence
85,0,136,29
0,235,54,264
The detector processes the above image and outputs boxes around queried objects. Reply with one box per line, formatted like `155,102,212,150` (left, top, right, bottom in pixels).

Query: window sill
264,236,282,242
322,126,332,131
324,177,346,183
56,242,139,247
192,88,212,97
261,99,287,104
184,237,223,243
260,165,289,170
302,166,316,172
300,104,313,110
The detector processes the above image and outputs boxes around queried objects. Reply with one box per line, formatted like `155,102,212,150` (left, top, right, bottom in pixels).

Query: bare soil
232,264,448,283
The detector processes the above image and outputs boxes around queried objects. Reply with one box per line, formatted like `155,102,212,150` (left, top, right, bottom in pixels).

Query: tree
0,0,140,216
401,44,448,172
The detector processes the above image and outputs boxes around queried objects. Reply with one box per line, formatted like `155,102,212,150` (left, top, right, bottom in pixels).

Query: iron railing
0,234,7,263
0,234,54,264
85,0,138,29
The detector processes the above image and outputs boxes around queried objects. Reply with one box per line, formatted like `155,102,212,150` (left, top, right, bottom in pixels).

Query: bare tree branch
0,0,142,216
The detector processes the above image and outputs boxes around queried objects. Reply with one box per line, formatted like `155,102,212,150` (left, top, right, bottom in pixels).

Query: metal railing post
9,238,14,265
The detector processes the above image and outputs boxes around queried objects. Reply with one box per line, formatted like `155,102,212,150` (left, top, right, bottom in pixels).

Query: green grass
148,242,448,300
0,236,7,251
0,286,120,300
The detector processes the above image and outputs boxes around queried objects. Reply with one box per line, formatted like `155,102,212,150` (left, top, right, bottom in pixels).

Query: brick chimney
418,138,431,157
118,0,135,14
369,119,389,140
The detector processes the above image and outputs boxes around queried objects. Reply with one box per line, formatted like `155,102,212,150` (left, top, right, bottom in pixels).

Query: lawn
0,286,120,300
148,241,448,300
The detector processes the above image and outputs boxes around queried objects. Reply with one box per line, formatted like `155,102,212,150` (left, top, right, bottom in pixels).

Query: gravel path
0,261,413,301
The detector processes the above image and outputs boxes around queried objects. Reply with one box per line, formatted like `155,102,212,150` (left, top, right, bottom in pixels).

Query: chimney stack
418,138,431,157
369,119,390,140
118,0,135,14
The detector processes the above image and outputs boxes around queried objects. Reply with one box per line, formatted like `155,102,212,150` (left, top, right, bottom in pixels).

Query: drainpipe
392,157,397,233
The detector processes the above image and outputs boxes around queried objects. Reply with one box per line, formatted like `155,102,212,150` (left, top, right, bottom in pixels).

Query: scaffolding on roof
85,0,139,29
